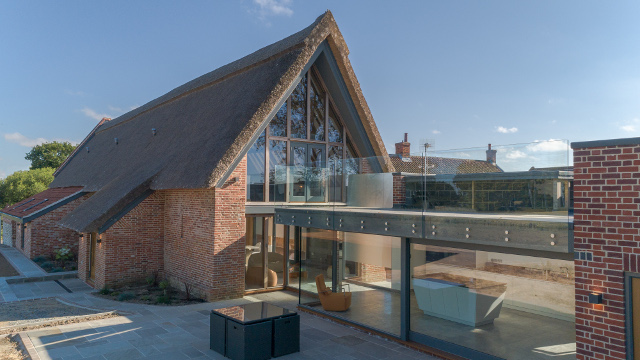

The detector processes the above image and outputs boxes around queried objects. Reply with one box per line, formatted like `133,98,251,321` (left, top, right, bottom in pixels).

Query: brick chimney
395,133,411,158
486,143,497,165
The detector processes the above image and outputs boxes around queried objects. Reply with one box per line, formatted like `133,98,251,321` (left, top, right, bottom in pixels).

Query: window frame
251,65,361,203
626,271,640,360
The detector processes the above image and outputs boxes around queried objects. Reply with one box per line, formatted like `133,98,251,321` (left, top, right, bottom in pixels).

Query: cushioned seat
246,266,277,287
315,274,351,312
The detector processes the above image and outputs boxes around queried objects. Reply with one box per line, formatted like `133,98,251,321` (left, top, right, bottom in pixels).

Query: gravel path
0,298,117,333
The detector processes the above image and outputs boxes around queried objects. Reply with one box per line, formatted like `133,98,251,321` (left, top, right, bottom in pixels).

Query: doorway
245,216,287,291
289,143,326,202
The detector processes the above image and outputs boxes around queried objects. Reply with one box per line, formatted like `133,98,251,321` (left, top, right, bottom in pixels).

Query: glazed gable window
246,66,359,203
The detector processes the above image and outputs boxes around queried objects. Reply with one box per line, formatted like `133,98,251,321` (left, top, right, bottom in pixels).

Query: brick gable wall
573,143,640,359
79,192,164,290
28,195,90,259
102,192,165,288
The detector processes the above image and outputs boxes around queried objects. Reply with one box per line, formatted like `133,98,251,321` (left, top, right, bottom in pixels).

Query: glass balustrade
271,140,574,359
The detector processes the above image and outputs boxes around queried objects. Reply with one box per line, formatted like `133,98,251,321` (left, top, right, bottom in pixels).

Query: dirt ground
0,253,19,277
0,298,106,332
0,335,27,360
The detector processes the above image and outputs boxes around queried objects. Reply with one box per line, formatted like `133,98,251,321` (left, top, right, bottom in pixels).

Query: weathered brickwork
78,193,164,290
163,158,246,300
573,143,640,359
78,158,247,300
359,263,387,282
103,192,165,289
27,195,89,259
163,188,217,298
211,157,246,300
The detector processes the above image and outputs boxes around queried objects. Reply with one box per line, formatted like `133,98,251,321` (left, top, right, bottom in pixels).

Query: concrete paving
0,245,46,277
20,291,438,360
0,246,437,359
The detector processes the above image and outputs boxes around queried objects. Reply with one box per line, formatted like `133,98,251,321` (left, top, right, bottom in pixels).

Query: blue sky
1,1,639,178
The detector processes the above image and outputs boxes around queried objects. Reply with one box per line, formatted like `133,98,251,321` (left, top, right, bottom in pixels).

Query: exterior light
588,292,603,304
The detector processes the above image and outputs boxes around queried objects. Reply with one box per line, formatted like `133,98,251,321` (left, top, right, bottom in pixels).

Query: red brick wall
163,188,217,298
27,195,89,259
573,143,640,359
393,174,406,206
101,192,165,289
211,157,246,300
76,159,246,300
163,157,246,300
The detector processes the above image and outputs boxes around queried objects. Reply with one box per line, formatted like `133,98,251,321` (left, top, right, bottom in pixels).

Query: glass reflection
269,140,286,202
290,75,307,139
269,102,287,137
246,130,265,201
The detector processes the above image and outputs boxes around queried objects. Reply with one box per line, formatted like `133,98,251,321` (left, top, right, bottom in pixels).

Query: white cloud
505,150,527,160
3,132,78,147
496,126,518,134
253,0,293,17
526,139,569,152
620,118,640,133
80,107,112,121
432,130,441,134
4,132,48,147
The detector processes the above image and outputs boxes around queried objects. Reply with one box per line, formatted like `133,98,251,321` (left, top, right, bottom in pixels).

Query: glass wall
275,140,575,358
410,242,575,359
297,228,402,336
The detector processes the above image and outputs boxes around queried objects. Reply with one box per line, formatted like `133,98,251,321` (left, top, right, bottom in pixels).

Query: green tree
25,141,76,170
0,168,55,207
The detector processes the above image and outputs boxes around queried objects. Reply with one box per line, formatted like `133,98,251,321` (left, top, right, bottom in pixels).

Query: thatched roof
52,11,390,233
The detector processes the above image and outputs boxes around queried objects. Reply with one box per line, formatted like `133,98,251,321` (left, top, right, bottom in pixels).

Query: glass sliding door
245,216,286,291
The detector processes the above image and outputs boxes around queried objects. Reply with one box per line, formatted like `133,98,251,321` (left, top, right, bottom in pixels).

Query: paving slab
20,291,437,360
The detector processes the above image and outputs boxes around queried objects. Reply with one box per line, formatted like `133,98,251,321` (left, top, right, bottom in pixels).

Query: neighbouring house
48,11,390,299
0,187,88,259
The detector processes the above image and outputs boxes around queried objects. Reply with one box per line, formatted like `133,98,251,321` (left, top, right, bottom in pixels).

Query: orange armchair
315,274,351,312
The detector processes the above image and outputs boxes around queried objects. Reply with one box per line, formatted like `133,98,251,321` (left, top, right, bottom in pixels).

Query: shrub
40,261,54,271
33,255,48,263
140,295,150,301
51,267,63,273
146,270,159,288
156,295,171,304
159,280,169,296
54,246,73,267
99,286,111,295
111,292,120,297
118,292,135,301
